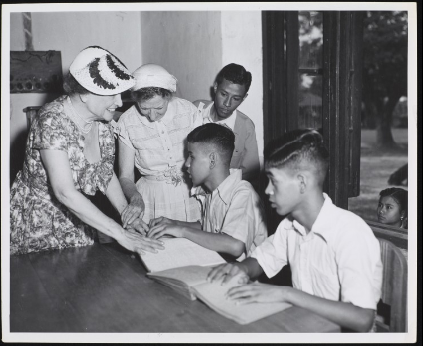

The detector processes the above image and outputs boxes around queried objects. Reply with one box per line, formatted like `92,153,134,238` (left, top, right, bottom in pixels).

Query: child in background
207,129,383,332
147,123,267,261
377,187,408,229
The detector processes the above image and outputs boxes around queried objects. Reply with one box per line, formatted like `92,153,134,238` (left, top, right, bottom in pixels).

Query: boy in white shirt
208,129,383,332
147,123,267,260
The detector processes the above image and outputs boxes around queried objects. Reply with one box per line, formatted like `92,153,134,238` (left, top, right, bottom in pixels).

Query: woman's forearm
119,176,142,202
56,188,125,241
118,139,141,203
106,173,130,214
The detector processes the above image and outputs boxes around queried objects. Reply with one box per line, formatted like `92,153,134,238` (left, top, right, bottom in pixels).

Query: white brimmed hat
69,46,135,96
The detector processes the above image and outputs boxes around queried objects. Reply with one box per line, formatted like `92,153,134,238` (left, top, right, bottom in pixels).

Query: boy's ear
242,93,249,102
297,173,306,194
213,82,218,94
209,151,217,169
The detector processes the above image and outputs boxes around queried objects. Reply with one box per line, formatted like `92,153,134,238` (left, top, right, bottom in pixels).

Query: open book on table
143,238,291,324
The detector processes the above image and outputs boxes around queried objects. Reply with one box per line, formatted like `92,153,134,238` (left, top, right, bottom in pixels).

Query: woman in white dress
117,64,202,231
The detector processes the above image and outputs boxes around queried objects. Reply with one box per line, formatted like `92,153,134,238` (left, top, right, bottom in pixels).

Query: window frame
262,10,363,209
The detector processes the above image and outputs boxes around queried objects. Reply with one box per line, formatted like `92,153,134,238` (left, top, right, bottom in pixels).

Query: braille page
192,281,292,325
140,238,226,273
147,265,212,286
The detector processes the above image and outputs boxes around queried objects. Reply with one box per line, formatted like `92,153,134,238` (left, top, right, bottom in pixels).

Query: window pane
298,74,322,129
298,11,323,69
298,11,323,129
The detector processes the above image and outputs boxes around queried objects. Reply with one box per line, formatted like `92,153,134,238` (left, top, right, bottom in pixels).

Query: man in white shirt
193,63,260,187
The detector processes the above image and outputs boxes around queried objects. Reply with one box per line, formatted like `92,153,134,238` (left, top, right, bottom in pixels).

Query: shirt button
162,131,164,134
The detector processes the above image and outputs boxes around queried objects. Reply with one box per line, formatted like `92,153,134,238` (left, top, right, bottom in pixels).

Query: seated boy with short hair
207,129,383,332
148,123,267,260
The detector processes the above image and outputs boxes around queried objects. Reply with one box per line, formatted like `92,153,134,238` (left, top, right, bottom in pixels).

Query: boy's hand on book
149,216,166,229
147,217,183,239
207,263,249,285
225,283,288,305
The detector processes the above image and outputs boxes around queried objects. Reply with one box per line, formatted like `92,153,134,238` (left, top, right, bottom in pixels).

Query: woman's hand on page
225,284,289,305
118,228,165,256
126,217,149,235
121,194,145,228
207,263,250,285
147,218,182,239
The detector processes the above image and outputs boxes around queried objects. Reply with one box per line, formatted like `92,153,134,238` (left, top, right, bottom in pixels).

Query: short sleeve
117,112,135,150
219,189,255,251
32,113,68,152
251,221,289,278
220,188,267,257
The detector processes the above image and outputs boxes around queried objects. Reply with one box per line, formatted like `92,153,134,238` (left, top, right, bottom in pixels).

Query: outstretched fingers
225,285,258,304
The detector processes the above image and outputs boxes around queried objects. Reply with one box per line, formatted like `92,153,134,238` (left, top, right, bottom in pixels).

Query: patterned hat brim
70,47,135,96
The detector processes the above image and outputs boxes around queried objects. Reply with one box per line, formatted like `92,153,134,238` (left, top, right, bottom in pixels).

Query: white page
193,281,292,325
147,265,212,286
141,238,225,272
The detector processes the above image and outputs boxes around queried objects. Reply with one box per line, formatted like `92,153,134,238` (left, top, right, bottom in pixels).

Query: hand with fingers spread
225,283,289,305
147,217,183,239
117,227,165,256
207,263,250,286
121,194,145,229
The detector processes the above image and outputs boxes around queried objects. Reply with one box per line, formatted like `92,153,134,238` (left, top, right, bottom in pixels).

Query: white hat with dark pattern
69,46,135,96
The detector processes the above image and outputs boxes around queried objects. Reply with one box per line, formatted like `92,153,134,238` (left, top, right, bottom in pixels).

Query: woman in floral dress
10,46,164,255
117,64,202,229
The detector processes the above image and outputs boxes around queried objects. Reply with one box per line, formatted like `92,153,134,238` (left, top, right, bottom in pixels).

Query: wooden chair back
23,106,42,131
377,238,408,332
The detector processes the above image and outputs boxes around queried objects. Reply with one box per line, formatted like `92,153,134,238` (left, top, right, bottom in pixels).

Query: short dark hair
130,87,172,102
215,63,252,93
264,129,329,186
63,72,90,96
187,123,235,166
379,188,408,214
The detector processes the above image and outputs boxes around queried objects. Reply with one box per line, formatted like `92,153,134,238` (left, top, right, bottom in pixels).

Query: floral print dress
10,95,115,255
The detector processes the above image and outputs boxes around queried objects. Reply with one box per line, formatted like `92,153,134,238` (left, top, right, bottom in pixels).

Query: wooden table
10,243,340,333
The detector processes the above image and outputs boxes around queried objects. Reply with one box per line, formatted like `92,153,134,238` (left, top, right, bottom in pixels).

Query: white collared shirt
192,169,268,259
202,102,237,131
251,194,383,310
